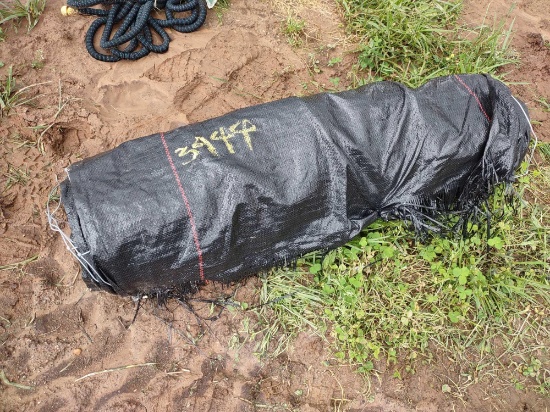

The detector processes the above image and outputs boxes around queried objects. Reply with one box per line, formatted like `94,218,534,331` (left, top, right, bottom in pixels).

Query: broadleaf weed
255,170,549,389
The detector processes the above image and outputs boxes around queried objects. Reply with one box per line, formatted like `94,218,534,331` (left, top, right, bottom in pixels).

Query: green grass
536,97,550,113
254,166,549,391
213,0,230,24
337,0,516,87
0,65,44,117
214,0,230,9
538,143,550,163
3,163,29,191
282,15,306,47
254,270,327,358
248,1,549,394
0,0,45,32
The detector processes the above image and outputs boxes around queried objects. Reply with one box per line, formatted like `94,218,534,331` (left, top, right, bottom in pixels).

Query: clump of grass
255,166,549,387
0,0,45,31
538,143,550,163
3,163,29,190
213,0,230,7
337,0,516,87
254,270,327,358
7,134,38,150
213,0,230,24
536,97,550,113
0,65,45,117
282,15,306,47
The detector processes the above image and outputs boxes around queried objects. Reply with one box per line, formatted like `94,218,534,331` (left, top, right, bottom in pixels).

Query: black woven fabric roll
59,74,531,296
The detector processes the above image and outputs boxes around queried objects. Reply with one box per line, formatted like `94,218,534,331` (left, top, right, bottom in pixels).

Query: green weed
0,66,46,117
337,0,516,87
214,0,230,24
228,0,550,400
0,0,45,31
536,97,550,112
328,57,343,67
307,53,321,75
255,169,549,384
214,0,230,8
283,15,306,47
537,143,550,163
329,76,340,89
255,269,327,357
518,357,549,395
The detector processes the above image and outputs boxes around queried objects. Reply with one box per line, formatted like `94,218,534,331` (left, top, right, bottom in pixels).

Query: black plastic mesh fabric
59,74,531,296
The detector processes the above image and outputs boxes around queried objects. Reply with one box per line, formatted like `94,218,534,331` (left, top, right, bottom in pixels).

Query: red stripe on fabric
453,75,491,123
160,132,205,283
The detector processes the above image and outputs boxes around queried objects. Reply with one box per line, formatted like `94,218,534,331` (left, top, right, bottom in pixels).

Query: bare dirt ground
0,0,549,410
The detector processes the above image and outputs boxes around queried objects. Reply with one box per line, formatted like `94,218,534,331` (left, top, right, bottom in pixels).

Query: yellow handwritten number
192,136,219,156
232,119,256,151
174,146,199,165
210,127,235,154
174,119,258,166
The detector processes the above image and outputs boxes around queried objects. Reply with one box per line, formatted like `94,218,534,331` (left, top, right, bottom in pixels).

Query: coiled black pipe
66,0,207,62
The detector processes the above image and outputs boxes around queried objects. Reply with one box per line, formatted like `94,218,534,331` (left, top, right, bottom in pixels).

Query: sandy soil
0,0,549,410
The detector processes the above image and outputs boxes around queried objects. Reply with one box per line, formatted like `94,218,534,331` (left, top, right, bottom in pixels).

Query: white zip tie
46,184,112,287
511,95,538,179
